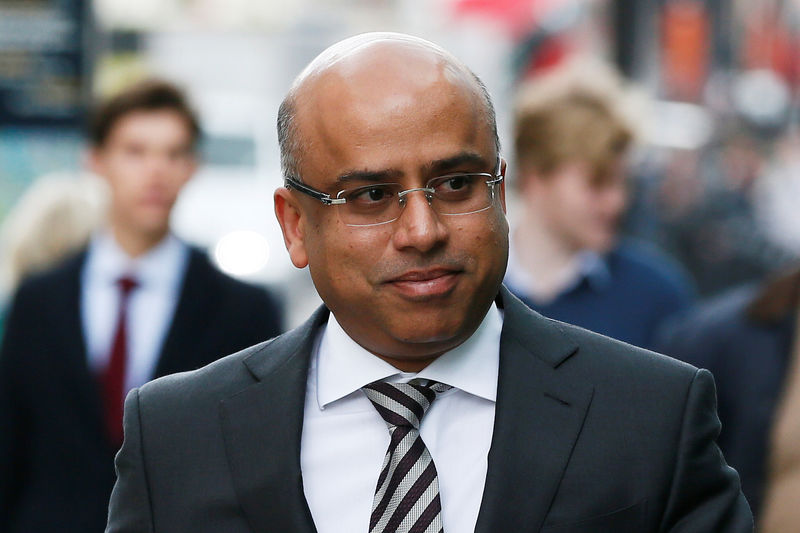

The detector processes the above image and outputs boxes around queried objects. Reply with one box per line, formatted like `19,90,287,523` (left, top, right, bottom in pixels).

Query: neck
513,209,581,302
109,220,168,259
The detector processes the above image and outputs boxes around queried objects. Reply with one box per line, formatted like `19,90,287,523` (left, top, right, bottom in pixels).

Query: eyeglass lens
338,173,499,226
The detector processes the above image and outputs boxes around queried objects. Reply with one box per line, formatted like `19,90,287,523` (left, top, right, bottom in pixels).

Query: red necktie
102,276,138,447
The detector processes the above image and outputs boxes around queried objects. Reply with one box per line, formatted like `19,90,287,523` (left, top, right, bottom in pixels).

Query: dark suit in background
0,247,283,533
106,288,751,533
655,271,800,520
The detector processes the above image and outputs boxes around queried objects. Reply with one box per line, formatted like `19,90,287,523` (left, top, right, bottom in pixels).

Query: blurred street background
2,0,800,325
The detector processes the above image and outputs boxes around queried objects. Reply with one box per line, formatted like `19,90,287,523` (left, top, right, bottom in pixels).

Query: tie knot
362,379,451,429
117,276,139,296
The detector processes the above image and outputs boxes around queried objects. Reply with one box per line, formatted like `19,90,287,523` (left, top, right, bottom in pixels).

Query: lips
385,268,462,299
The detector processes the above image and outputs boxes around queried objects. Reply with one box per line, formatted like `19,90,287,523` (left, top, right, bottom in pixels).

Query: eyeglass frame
283,155,504,225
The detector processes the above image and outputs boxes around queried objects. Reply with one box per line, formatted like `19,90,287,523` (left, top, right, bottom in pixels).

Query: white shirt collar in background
505,238,611,303
86,230,187,291
82,230,189,391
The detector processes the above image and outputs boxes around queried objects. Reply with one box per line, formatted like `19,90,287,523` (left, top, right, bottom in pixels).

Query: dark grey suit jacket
106,287,752,532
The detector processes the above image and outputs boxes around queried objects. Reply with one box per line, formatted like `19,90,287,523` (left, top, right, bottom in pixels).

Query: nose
143,152,170,179
391,189,449,253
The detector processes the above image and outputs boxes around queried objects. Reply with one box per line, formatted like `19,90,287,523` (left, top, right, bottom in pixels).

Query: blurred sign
0,0,89,126
661,0,709,102
453,0,571,38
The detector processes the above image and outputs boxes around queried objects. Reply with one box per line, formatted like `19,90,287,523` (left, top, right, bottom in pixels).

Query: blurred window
199,134,256,167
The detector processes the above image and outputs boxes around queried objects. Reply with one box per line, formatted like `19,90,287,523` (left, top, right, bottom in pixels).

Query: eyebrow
334,152,494,185
427,152,492,175
336,169,404,184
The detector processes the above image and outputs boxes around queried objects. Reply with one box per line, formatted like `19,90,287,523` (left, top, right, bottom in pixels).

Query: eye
346,185,396,207
432,174,478,199
365,188,387,201
123,144,146,158
443,175,469,190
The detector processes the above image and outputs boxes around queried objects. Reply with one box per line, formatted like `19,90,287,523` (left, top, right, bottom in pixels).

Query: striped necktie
362,379,452,533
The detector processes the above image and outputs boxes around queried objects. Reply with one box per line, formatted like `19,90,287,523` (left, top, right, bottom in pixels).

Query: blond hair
0,173,108,295
514,59,637,185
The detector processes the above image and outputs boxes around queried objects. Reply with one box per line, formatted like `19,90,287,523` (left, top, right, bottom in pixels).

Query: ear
185,155,199,181
274,187,309,268
87,147,108,181
177,155,199,188
498,157,508,213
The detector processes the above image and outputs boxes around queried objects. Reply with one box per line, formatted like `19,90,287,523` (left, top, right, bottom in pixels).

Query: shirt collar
85,230,188,290
505,241,611,297
315,303,503,409
575,250,611,290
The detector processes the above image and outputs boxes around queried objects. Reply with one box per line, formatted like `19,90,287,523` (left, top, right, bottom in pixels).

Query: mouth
385,268,462,300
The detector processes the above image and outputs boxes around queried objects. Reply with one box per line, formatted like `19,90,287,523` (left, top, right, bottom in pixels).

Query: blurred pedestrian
0,172,107,317
759,320,800,531
507,60,694,348
656,266,800,520
0,79,283,533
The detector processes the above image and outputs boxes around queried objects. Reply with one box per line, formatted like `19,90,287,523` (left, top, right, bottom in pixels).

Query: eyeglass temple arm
285,177,346,205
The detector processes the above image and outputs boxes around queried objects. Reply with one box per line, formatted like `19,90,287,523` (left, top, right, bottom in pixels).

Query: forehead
104,109,193,148
293,43,494,184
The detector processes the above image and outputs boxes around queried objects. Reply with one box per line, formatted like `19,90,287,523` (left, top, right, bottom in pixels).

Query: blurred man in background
0,79,283,533
656,265,800,523
506,61,694,349
0,173,108,336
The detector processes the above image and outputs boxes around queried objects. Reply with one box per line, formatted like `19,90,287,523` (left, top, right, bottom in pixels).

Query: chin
581,232,617,254
389,314,474,352
395,328,455,346
137,222,172,241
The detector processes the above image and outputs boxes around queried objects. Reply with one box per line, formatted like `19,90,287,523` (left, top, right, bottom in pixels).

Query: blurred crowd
4,0,800,531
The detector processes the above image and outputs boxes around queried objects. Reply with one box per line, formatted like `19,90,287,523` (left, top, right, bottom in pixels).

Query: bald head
277,32,499,181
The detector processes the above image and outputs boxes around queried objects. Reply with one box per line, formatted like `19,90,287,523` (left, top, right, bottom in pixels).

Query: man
106,34,751,532
507,61,693,349
655,267,800,522
0,80,283,533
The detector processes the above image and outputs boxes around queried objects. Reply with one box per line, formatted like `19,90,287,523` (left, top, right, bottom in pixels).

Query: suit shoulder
134,308,322,412
612,240,694,296
666,285,757,338
654,284,760,368
9,250,84,301
186,248,280,304
137,338,274,405
553,317,699,383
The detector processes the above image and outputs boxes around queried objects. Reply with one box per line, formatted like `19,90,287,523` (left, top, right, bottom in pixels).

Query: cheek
172,163,195,188
307,223,385,283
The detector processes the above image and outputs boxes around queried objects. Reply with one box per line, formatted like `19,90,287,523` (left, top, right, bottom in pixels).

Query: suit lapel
54,252,109,445
218,288,593,532
153,248,211,377
219,308,328,533
475,287,594,532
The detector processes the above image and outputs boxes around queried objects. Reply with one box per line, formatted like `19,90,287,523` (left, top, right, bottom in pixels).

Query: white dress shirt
301,304,503,533
81,231,189,392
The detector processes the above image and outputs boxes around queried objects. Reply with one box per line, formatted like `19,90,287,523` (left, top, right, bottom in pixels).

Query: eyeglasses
285,157,504,227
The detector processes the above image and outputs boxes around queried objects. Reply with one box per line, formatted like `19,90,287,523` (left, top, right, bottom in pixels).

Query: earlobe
498,158,508,213
185,157,199,181
87,148,105,178
274,188,309,268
